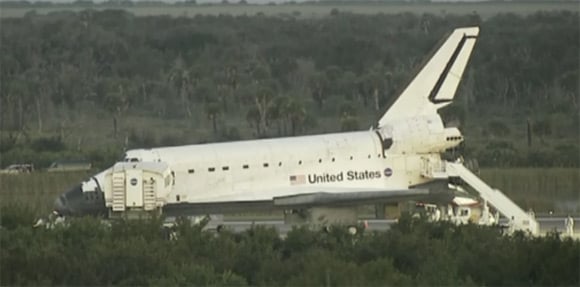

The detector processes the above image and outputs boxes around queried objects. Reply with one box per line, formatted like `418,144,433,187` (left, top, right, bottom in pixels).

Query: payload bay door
125,169,143,207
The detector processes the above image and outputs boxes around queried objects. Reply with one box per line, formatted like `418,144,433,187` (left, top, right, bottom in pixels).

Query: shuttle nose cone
53,183,107,217
53,184,82,216
53,195,69,216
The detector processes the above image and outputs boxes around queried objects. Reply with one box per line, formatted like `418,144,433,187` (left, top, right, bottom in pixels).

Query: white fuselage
133,131,408,204
111,114,460,206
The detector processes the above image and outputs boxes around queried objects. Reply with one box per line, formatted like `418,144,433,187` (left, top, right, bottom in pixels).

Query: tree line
1,207,578,286
0,10,578,169
1,0,577,7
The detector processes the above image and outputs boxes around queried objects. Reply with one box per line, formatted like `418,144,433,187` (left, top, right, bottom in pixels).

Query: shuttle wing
162,186,452,217
273,189,428,207
377,27,479,126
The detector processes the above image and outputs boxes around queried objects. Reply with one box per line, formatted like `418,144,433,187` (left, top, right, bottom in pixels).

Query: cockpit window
383,138,393,149
124,158,140,162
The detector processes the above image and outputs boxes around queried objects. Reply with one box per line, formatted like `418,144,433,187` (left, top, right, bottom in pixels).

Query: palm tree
269,96,289,136
205,102,222,135
167,56,193,118
246,107,262,137
285,98,306,136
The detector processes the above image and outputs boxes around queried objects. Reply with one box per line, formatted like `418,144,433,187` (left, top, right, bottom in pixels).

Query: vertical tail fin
378,27,479,127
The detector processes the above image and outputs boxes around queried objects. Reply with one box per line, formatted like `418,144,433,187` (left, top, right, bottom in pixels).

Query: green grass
1,2,578,19
0,171,92,216
479,168,580,213
1,168,578,218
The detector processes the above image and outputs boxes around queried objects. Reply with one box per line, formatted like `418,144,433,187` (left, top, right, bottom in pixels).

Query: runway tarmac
204,216,580,236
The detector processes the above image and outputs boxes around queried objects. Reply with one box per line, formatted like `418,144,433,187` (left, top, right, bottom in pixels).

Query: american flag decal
289,174,306,185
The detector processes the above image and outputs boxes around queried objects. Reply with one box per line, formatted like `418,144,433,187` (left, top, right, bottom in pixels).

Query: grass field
479,168,579,213
1,2,578,19
1,168,578,219
0,171,92,216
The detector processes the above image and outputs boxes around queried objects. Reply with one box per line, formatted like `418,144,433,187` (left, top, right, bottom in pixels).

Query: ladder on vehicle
112,173,126,212
446,162,539,235
142,179,157,211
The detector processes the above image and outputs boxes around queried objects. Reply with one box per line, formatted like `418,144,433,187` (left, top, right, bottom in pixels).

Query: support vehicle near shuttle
53,27,539,234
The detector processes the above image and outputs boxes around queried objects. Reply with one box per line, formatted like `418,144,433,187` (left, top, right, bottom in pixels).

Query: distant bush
487,120,511,137
1,148,85,169
478,140,521,167
128,129,157,149
159,133,185,147
1,212,578,286
0,135,17,153
30,136,66,152
86,147,123,169
0,203,37,230
553,144,580,167
526,148,555,167
340,116,359,131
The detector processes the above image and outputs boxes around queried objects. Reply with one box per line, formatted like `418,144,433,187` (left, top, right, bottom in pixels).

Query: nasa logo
130,178,138,186
384,168,393,177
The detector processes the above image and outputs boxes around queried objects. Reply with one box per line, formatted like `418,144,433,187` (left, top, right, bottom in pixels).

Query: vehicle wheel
347,225,358,235
162,227,173,240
